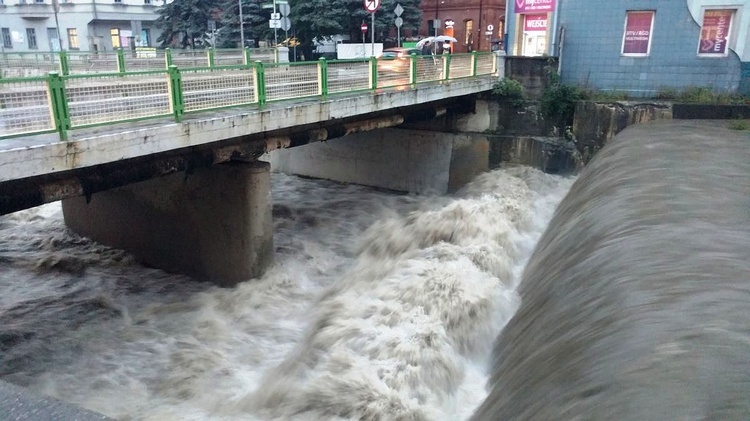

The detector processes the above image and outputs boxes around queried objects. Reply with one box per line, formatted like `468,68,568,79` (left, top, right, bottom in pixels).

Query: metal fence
0,48,280,78
0,52,497,140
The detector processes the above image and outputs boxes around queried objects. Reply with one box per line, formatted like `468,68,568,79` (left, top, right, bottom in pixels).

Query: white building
0,0,166,52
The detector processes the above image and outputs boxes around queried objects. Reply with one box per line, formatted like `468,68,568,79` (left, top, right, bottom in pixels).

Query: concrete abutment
62,161,273,287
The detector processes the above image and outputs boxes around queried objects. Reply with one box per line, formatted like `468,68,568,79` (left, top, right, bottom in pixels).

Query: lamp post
53,0,64,51
239,0,245,48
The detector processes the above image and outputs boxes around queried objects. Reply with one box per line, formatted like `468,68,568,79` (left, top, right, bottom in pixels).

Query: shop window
67,28,79,49
621,11,654,56
464,20,473,44
111,28,120,48
1,28,11,49
697,9,733,57
26,28,37,49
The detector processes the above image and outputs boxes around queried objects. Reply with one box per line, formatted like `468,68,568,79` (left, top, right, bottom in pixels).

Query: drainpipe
477,0,483,50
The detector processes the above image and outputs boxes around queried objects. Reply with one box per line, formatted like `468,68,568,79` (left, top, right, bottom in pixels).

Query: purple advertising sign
622,11,654,55
515,0,555,14
698,10,733,55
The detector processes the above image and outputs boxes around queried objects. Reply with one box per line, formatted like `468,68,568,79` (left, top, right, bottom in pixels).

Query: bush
492,78,526,108
728,120,749,130
541,80,585,131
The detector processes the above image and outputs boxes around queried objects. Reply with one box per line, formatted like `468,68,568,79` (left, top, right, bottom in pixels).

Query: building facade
419,0,505,53
0,0,164,52
504,0,750,95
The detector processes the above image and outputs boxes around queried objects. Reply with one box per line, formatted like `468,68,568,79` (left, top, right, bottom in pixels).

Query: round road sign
361,23,368,33
487,24,494,31
364,0,380,13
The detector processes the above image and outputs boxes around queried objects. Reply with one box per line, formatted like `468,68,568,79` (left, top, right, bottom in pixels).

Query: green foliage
679,86,715,103
292,0,422,45
492,78,526,108
655,87,678,100
728,120,749,130
540,66,584,130
216,0,269,48
588,90,629,101
155,0,217,48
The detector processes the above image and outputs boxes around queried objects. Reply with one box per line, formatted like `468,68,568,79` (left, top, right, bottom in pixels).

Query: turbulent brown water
473,122,750,420
0,166,572,420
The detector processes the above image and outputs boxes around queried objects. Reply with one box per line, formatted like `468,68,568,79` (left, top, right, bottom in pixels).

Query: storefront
512,0,555,56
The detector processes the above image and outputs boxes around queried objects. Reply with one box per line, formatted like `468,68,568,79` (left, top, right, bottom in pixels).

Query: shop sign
524,14,548,32
622,11,654,55
698,9,733,55
515,0,555,14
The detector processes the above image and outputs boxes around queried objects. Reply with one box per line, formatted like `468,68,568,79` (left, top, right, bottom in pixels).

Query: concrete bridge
0,51,503,286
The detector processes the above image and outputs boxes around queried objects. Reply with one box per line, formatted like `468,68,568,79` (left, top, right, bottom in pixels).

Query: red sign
363,0,380,13
698,9,733,55
361,23,368,33
524,14,548,32
515,0,555,14
622,11,654,55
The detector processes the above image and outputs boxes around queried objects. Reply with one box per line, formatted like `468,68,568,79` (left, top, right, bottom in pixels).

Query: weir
472,120,750,420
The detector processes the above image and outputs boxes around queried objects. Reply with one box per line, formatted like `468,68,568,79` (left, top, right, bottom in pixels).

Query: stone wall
572,101,673,164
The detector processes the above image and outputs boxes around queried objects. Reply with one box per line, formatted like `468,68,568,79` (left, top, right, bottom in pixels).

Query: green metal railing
0,52,497,141
0,47,279,78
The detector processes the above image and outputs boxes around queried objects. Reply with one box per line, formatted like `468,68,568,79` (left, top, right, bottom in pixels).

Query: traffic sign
394,17,403,28
269,19,281,29
271,12,281,20
485,31,492,35
280,17,291,31
364,0,380,13
394,3,403,16
487,24,494,31
279,3,290,16
361,23,368,33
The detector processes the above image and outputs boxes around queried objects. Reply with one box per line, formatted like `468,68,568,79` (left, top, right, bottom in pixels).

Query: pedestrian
442,42,451,54
421,40,432,56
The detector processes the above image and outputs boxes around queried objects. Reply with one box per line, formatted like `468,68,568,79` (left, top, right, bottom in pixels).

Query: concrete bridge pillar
62,161,273,287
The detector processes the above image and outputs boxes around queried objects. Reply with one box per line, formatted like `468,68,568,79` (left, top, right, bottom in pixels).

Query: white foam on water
0,167,572,420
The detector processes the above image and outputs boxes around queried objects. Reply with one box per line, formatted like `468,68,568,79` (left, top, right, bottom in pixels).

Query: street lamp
52,0,64,51
239,0,245,48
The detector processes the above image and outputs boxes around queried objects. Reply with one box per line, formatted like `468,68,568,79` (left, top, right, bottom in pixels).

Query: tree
291,0,348,45
290,0,421,46
155,0,216,48
216,0,270,48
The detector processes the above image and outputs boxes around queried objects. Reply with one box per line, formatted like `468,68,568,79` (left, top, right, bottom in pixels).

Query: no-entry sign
361,23,368,33
364,0,380,13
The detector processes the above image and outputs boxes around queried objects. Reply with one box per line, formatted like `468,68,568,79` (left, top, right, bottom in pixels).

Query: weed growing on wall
492,79,526,109
541,64,585,132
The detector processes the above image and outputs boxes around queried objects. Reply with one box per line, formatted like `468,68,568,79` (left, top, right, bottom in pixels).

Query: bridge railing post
254,60,266,109
165,48,173,69
47,71,70,141
58,51,70,76
471,51,478,77
244,47,252,66
116,48,126,73
317,57,328,99
207,47,215,68
369,56,378,90
409,53,417,86
443,54,451,81
167,65,184,123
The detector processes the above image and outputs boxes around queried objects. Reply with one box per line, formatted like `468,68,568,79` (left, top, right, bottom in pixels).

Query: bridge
0,48,502,286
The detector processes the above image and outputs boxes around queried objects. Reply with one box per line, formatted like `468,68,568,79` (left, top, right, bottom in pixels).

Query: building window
144,0,151,4
34,0,44,3
697,9,734,57
26,28,37,49
621,11,655,56
47,27,60,51
67,28,79,49
498,20,504,38
1,28,11,49
464,19,473,44
110,28,120,48
114,0,122,3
